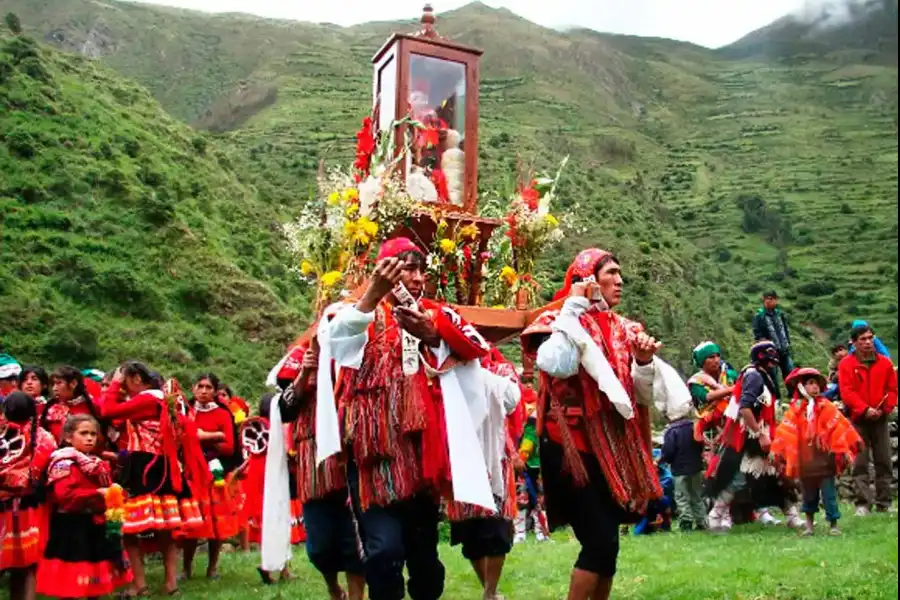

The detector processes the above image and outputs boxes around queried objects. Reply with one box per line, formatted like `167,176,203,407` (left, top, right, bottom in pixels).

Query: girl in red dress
217,383,251,552
17,366,49,420
41,366,103,445
0,392,57,600
217,385,249,424
178,373,240,581
36,414,132,598
101,362,206,596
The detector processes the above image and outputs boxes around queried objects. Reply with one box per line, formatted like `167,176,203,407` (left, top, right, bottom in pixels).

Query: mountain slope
1,0,897,373
721,0,898,64
0,29,310,389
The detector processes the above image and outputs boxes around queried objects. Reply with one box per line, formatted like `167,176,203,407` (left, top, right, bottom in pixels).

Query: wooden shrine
373,4,554,364
294,5,558,380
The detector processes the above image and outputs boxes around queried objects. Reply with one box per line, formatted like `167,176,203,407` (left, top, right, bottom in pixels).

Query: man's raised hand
357,257,405,312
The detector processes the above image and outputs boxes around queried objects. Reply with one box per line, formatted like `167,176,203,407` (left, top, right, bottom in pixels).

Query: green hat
81,368,105,383
0,353,22,380
692,341,721,369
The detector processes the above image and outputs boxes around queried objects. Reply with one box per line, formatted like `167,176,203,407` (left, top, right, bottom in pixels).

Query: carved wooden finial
417,3,438,38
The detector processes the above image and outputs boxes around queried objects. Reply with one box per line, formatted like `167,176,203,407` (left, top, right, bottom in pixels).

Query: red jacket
838,353,898,420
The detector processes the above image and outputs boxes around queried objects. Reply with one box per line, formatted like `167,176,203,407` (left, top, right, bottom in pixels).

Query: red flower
431,168,449,203
354,116,376,179
521,186,539,211
420,127,440,149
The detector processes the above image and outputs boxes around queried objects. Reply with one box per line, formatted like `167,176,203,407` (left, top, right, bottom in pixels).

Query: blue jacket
661,419,704,477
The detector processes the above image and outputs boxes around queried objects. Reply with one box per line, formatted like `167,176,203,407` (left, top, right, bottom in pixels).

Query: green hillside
0,27,310,390
1,0,897,378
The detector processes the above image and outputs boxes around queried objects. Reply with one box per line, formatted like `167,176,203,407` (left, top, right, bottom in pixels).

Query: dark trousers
303,491,364,576
801,477,840,523
347,462,444,600
852,417,893,510
767,350,794,399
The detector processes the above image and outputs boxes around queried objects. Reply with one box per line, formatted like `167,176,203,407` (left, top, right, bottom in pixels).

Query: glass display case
371,4,482,212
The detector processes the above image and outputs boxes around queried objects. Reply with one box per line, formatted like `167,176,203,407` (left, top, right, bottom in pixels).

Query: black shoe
257,567,275,585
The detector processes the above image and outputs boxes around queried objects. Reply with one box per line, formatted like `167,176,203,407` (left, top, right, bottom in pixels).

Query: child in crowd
823,345,848,402
633,449,674,535
662,403,707,531
1,392,57,600
514,393,549,543
36,414,132,598
771,367,863,536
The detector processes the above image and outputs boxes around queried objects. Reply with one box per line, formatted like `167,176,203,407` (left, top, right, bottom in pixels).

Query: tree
4,12,22,35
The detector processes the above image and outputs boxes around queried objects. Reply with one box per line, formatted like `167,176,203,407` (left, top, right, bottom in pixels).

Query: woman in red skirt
36,414,132,598
101,362,207,596
178,373,241,581
1,392,57,600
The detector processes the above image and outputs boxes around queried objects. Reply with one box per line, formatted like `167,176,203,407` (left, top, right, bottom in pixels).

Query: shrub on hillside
3,127,38,158
4,12,22,35
797,281,837,297
141,189,176,225
44,322,99,365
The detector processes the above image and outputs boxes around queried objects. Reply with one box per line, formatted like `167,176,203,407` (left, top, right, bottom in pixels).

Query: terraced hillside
1,0,897,375
657,61,898,349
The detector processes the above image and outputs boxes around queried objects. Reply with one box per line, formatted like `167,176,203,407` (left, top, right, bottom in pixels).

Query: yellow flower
343,221,357,238
499,266,518,287
327,191,341,205
320,271,343,288
492,304,507,309
544,214,560,227
439,238,457,254
300,260,315,276
341,188,359,203
339,251,352,268
353,231,371,245
357,217,378,237
345,203,359,217
459,223,479,241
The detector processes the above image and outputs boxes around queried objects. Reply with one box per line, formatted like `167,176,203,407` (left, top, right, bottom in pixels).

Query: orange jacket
838,353,898,420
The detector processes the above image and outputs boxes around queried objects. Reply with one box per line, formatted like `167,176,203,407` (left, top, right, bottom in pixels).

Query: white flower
358,175,380,218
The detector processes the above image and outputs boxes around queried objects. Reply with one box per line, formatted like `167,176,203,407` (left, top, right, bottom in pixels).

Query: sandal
118,586,150,599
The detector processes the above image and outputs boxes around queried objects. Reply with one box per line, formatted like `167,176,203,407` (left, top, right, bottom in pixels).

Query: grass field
54,508,897,600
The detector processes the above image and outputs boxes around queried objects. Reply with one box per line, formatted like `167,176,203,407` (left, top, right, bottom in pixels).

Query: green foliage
0,30,307,397
3,11,21,35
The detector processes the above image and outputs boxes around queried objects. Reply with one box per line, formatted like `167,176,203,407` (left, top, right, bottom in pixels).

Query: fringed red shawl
771,396,863,479
338,301,448,510
522,306,662,509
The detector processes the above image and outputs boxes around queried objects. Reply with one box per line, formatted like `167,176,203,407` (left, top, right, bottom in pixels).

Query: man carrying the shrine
522,248,689,600
321,237,496,600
